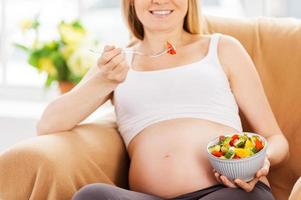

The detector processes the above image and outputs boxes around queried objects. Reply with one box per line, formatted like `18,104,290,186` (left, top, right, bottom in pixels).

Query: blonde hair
122,0,201,40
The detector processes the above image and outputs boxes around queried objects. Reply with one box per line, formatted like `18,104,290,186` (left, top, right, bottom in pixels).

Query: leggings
72,181,275,200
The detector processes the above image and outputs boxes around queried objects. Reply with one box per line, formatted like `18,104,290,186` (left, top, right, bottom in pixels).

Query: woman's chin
145,25,178,33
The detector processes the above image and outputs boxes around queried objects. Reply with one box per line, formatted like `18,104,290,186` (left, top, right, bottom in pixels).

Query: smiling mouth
149,10,174,17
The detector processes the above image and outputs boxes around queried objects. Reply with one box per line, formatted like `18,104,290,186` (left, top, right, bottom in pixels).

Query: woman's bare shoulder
217,34,250,78
218,34,243,51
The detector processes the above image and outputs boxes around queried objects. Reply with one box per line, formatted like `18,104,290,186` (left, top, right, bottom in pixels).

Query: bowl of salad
207,132,268,182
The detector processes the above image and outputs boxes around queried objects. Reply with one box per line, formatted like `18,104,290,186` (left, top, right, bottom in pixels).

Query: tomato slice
166,41,176,55
255,139,264,151
212,151,223,157
230,134,239,146
231,134,239,140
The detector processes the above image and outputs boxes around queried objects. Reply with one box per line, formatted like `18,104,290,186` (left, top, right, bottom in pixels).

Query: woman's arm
211,34,290,192
37,46,129,135
218,35,289,167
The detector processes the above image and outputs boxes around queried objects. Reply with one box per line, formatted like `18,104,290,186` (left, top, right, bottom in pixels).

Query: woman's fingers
212,159,269,192
256,168,269,178
220,175,237,188
212,169,236,188
103,45,115,52
235,178,258,192
234,157,270,192
256,157,270,178
214,171,222,184
98,47,122,66
112,60,129,75
96,45,129,84
107,61,129,82
103,52,125,72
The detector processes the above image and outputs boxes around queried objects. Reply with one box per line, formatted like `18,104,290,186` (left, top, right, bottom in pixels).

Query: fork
89,47,173,58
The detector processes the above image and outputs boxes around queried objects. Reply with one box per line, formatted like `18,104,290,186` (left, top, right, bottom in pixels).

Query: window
0,0,5,85
0,0,299,94
2,0,80,88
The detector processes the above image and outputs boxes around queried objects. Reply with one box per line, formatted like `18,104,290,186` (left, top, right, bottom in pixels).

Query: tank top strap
207,33,222,62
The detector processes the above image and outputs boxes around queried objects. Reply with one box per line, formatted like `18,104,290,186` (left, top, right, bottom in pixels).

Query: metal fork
89,47,172,58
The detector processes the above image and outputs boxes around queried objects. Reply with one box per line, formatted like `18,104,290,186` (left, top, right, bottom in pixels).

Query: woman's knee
201,186,275,200
72,183,118,200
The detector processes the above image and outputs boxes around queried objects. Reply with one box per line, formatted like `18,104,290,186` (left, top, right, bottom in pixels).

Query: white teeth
151,10,172,15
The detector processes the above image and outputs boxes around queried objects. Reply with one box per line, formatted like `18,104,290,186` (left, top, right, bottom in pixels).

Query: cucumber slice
251,147,258,154
221,145,229,153
223,137,231,146
209,145,221,153
234,138,245,148
224,149,235,159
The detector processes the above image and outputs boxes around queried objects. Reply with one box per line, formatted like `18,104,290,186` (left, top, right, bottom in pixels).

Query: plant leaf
45,74,55,87
14,43,31,53
50,51,68,81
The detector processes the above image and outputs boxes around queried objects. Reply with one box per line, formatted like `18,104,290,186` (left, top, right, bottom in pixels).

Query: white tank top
114,33,243,148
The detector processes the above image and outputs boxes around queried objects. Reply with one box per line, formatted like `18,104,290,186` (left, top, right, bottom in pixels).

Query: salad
208,133,265,159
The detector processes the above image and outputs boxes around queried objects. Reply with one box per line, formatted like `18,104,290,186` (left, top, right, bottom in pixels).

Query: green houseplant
15,16,98,93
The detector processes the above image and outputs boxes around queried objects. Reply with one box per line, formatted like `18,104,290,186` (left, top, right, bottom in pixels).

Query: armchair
1,16,300,200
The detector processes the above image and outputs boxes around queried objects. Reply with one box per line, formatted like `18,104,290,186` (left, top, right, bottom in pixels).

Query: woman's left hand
213,156,270,192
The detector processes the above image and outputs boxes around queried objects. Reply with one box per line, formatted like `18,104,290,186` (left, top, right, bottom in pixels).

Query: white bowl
207,132,268,182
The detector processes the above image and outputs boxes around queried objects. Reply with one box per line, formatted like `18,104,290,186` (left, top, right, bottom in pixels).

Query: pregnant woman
38,0,289,199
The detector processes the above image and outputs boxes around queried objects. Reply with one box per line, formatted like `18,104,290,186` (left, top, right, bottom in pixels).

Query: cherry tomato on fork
166,41,177,55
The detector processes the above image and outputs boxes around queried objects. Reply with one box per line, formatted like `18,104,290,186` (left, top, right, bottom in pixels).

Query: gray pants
72,181,275,200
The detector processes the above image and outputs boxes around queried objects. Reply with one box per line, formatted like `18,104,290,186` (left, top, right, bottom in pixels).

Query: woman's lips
149,10,174,17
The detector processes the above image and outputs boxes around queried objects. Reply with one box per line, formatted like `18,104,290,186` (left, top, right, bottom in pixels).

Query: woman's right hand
97,45,130,84
212,156,270,192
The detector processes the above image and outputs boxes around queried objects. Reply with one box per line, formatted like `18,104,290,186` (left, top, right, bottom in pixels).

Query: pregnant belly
127,118,239,199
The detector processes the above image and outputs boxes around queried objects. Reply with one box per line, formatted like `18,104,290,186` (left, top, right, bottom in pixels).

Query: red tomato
212,151,223,157
230,134,239,146
255,139,264,151
166,42,176,55
231,134,239,140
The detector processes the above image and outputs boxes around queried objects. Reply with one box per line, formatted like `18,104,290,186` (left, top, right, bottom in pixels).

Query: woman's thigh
200,182,275,200
72,183,162,200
